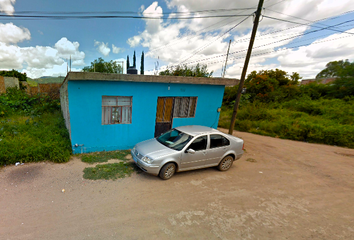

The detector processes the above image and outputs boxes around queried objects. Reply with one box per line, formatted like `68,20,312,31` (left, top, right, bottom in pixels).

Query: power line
178,15,252,65
231,10,354,46
177,17,354,67
12,8,255,16
0,13,252,20
148,16,248,54
263,15,354,35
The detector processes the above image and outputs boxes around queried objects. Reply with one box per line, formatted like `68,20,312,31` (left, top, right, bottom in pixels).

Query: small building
60,72,238,154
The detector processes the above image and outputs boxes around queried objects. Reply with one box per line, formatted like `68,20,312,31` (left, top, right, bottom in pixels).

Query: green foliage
0,111,72,165
0,69,27,82
80,150,130,164
83,57,123,73
244,69,299,102
220,98,354,149
0,87,60,117
221,65,354,149
83,162,141,180
0,88,71,165
316,59,354,79
133,51,136,68
159,64,213,77
140,51,144,75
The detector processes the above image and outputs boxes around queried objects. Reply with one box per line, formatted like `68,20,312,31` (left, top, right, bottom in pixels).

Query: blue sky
1,0,354,79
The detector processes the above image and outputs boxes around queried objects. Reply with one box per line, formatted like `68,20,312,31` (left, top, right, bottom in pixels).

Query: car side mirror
186,149,195,154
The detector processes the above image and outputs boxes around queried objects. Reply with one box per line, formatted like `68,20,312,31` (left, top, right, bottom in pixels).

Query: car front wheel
159,163,176,180
217,155,234,171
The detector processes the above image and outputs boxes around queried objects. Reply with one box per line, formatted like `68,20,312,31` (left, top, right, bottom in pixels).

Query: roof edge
63,72,239,86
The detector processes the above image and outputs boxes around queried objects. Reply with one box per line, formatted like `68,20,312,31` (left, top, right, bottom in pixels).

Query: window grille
173,97,197,118
102,96,132,125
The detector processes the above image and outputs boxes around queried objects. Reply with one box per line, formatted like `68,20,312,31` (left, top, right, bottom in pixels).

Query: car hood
136,138,177,159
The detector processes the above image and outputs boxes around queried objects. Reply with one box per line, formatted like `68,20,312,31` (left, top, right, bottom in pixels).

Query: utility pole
228,0,264,134
222,40,232,78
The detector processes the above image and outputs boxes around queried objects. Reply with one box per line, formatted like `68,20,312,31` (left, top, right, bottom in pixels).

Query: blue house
60,72,237,154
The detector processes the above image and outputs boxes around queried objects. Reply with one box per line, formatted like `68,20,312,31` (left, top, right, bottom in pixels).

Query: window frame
173,97,198,119
209,134,230,149
187,135,207,152
102,96,132,125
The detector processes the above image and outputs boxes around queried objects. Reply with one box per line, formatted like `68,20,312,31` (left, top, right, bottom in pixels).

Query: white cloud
128,0,354,79
94,40,111,56
0,42,23,69
0,0,16,15
112,44,122,54
0,23,30,44
55,37,85,65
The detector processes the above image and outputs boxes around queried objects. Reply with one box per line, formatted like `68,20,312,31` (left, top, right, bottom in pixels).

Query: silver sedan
131,125,244,180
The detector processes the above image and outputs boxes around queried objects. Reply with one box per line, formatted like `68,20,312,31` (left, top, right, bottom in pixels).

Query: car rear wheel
217,155,234,171
159,163,176,180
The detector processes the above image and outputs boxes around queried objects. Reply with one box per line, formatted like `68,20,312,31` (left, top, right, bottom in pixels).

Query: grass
0,88,72,165
80,150,142,180
219,98,354,149
80,150,131,164
0,110,72,165
83,162,139,180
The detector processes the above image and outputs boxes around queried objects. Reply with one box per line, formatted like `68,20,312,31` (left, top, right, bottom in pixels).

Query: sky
0,0,354,79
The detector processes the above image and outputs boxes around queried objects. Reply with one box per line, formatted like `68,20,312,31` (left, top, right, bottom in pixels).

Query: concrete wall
60,81,71,141
0,77,19,93
22,82,61,99
66,80,225,153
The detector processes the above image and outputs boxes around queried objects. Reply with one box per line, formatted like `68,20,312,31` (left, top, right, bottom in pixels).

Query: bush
0,88,71,165
221,98,354,149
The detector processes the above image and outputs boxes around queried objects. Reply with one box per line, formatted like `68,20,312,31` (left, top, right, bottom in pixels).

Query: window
210,134,230,148
102,96,132,125
188,135,207,151
173,97,197,118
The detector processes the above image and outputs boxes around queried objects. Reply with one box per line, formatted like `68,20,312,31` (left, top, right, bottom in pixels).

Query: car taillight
242,143,245,150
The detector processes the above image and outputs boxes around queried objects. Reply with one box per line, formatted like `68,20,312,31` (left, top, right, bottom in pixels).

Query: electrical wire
12,8,255,16
175,17,354,67
263,15,354,35
0,13,252,20
178,15,252,65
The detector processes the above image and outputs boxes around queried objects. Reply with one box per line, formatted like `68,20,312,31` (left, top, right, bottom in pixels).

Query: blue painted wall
67,80,224,153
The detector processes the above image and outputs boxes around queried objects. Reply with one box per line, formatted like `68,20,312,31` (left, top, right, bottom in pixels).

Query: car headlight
141,156,153,164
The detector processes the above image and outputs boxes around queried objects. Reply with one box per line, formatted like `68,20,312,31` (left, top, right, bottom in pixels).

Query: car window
157,129,193,151
210,134,230,148
188,135,207,151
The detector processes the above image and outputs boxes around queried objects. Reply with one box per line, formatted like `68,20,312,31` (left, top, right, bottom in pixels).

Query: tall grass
220,97,354,148
0,88,72,165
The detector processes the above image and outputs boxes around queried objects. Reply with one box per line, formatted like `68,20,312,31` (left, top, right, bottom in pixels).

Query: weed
83,162,140,180
246,158,257,163
80,150,131,164
0,88,71,165
220,98,354,149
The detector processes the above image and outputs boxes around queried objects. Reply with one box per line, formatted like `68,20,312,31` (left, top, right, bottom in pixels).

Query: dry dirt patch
1,130,354,240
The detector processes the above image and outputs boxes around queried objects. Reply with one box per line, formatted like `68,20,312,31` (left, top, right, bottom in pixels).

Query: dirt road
1,129,354,240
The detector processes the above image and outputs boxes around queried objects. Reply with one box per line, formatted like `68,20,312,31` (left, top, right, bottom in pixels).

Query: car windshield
157,129,193,151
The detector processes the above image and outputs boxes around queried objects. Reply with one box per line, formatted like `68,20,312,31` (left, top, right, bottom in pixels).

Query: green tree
244,69,301,102
133,51,136,68
83,58,123,73
0,70,27,82
316,60,354,79
140,51,144,75
126,55,130,70
159,64,213,77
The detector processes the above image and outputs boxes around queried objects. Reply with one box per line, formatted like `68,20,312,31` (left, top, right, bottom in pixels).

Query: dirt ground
1,129,354,240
